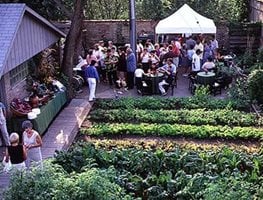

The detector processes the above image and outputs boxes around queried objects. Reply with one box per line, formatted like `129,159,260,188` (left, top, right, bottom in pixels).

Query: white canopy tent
155,4,216,34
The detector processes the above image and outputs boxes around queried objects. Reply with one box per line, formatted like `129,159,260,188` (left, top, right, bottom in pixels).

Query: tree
61,0,86,100
0,0,72,20
85,0,128,19
136,0,168,20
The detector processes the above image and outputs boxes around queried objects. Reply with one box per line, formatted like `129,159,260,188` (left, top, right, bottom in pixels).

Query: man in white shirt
192,49,202,75
0,101,10,146
194,39,204,62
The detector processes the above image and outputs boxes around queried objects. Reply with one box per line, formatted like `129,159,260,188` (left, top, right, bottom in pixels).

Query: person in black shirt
5,132,27,171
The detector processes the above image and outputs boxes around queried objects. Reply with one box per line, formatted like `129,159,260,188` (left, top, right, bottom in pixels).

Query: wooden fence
228,23,262,55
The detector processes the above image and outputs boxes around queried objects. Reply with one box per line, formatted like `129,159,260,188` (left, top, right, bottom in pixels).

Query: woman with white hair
5,132,26,171
22,120,43,169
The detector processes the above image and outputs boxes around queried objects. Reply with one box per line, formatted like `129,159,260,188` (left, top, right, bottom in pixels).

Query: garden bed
5,96,263,199
93,96,250,111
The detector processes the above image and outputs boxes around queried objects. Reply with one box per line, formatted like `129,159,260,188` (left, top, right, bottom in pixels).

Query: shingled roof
0,3,66,78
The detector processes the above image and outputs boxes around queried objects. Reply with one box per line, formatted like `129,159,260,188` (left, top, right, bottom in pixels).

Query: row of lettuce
89,108,261,127
92,96,250,111
82,97,263,140
5,142,263,199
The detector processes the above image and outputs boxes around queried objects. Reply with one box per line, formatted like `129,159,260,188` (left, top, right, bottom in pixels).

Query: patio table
197,71,215,85
143,72,164,94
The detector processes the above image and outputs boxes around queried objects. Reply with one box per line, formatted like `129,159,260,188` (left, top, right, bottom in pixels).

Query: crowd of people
81,34,219,97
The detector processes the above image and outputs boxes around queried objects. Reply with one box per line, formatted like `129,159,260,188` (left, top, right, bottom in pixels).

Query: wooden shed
0,3,66,108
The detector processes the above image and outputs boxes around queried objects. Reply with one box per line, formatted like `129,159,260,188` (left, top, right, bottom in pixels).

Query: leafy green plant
228,77,250,107
52,142,263,199
93,96,249,111
81,123,263,140
193,85,210,101
89,108,258,127
256,47,263,63
203,175,256,200
87,138,259,153
248,69,263,104
4,161,132,200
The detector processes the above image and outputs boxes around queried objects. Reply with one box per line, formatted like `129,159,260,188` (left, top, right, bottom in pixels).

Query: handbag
2,156,12,172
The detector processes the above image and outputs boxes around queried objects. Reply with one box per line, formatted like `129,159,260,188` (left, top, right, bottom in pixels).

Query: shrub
4,161,132,200
203,175,256,200
248,69,263,104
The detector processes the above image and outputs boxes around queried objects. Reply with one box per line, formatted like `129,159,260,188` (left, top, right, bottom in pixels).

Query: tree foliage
0,0,71,20
86,0,128,19
1,0,249,22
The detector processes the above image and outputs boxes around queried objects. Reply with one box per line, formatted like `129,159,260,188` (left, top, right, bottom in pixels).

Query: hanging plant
38,48,59,83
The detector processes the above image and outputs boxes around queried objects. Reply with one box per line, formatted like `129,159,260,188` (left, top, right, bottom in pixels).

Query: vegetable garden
4,94,263,199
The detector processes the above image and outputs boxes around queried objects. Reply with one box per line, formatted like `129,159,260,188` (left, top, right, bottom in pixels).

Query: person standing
191,49,202,76
126,47,136,90
86,49,98,65
104,49,118,87
186,35,196,50
210,35,219,59
161,45,178,68
116,46,127,88
140,48,151,73
5,132,27,171
0,101,10,146
203,40,213,63
194,39,204,64
84,60,100,101
22,120,42,169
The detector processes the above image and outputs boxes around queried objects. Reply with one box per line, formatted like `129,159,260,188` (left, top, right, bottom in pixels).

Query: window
9,62,28,87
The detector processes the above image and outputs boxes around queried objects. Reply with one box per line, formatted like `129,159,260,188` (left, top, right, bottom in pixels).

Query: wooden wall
229,23,262,55
3,13,59,75
250,0,263,22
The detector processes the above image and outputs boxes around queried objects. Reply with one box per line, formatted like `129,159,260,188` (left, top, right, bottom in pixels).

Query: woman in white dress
22,120,43,169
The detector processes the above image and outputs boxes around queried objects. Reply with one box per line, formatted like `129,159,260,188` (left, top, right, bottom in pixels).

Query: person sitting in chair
202,56,215,72
158,58,177,96
148,62,158,75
